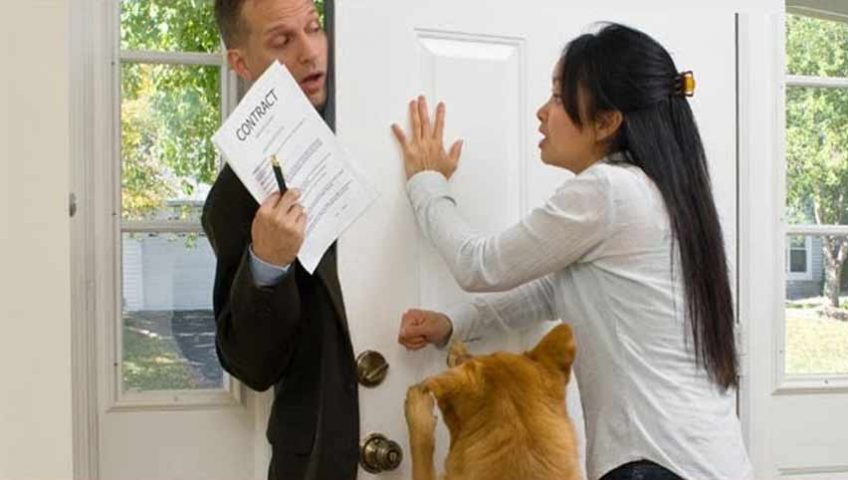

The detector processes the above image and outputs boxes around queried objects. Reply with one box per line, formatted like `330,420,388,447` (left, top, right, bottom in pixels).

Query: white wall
0,1,74,479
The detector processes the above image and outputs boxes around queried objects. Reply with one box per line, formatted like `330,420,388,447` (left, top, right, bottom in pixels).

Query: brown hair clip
674,71,696,97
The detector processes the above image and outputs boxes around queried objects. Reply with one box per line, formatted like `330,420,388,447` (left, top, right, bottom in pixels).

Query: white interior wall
0,1,74,479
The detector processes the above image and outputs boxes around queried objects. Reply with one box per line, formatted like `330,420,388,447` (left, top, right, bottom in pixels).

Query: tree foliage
120,0,325,220
786,14,848,307
121,0,220,52
121,0,221,220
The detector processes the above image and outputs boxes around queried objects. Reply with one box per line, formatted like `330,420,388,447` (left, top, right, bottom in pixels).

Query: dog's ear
423,362,482,403
423,362,485,434
424,369,464,403
447,340,473,368
527,324,576,378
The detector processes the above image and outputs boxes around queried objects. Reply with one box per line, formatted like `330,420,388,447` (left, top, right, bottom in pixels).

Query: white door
82,0,265,478
335,2,737,478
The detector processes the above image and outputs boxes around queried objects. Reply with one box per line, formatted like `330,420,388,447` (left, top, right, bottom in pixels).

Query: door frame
70,0,245,477
70,0,105,476
735,11,783,472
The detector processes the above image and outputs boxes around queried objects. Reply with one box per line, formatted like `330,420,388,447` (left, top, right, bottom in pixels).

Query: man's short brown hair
215,0,248,47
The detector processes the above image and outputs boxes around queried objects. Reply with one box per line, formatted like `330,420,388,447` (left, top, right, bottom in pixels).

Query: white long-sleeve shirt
406,156,753,480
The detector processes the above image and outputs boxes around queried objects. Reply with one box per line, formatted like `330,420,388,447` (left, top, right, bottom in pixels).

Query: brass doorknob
356,350,389,387
360,433,403,473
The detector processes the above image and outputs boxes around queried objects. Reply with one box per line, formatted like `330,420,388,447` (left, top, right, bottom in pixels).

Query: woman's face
536,60,607,174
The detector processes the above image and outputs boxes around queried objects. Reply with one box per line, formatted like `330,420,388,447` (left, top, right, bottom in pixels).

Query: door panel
415,30,524,323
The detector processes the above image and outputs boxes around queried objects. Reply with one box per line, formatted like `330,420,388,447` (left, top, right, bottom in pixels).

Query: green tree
121,0,220,220
120,0,325,220
786,14,848,309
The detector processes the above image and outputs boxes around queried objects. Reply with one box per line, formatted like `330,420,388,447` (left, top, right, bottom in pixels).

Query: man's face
228,0,328,108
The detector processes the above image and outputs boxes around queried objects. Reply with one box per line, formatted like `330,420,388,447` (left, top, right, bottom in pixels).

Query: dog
404,324,581,480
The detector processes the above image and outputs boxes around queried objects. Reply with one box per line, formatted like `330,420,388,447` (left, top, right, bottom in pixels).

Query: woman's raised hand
392,95,464,180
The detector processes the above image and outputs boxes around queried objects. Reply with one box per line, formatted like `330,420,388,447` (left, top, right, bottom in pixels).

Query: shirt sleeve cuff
406,170,453,211
440,302,478,348
249,245,290,287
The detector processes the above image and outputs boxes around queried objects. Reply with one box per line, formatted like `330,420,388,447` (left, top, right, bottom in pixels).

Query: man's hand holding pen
251,156,305,267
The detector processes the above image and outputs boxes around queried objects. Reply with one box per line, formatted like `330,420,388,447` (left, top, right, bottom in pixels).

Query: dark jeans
600,460,684,480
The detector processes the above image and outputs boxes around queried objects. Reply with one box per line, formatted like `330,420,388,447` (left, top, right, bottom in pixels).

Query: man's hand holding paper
213,61,377,273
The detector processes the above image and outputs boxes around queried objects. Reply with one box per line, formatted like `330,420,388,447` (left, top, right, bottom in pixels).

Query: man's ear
527,324,576,378
227,48,254,83
594,109,623,144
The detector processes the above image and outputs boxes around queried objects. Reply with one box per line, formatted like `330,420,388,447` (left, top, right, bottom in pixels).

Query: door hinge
735,322,747,378
69,193,78,218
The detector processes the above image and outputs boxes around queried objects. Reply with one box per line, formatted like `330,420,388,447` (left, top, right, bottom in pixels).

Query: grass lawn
785,296,848,375
122,311,222,392
123,318,196,392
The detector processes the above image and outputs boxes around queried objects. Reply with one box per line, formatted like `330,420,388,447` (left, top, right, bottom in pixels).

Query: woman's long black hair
560,23,738,389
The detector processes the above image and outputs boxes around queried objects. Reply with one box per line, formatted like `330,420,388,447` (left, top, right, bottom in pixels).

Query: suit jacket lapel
313,243,350,336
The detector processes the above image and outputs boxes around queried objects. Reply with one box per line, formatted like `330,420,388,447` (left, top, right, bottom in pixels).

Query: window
786,235,812,280
117,0,234,397
783,11,848,377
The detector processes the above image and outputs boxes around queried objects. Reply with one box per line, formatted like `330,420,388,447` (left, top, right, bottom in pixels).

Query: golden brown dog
404,324,581,480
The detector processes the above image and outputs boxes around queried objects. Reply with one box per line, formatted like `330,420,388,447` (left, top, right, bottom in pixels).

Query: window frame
787,0,848,24
105,0,243,410
777,8,848,391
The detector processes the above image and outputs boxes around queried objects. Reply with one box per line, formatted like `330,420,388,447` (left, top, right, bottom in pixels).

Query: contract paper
213,61,377,273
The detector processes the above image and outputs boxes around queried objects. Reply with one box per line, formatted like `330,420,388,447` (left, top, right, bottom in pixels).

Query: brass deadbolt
356,350,389,387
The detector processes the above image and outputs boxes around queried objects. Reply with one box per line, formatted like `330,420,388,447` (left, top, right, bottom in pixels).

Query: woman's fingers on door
434,102,446,141
418,95,432,138
391,123,408,148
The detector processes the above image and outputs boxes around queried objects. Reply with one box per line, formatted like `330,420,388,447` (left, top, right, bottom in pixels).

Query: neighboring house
122,197,213,312
122,230,215,312
786,235,825,300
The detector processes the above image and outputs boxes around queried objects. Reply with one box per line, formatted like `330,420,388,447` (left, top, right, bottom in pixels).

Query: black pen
271,155,287,194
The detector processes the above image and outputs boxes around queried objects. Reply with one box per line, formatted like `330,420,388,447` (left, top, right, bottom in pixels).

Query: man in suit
202,1,359,478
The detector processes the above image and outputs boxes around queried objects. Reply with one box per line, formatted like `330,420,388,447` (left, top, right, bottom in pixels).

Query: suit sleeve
203,200,304,392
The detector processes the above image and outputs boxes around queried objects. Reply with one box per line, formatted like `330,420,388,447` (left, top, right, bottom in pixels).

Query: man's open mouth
300,72,325,94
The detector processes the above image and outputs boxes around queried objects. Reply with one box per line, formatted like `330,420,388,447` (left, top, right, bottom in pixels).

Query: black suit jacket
202,165,360,479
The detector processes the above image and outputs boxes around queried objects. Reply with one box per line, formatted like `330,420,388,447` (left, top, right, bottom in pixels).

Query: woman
391,23,753,480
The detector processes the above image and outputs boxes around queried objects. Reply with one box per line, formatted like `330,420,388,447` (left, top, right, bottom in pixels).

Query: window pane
789,236,806,248
786,14,848,78
122,232,222,392
786,86,848,226
121,63,220,222
790,249,808,272
785,234,848,376
121,0,219,53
